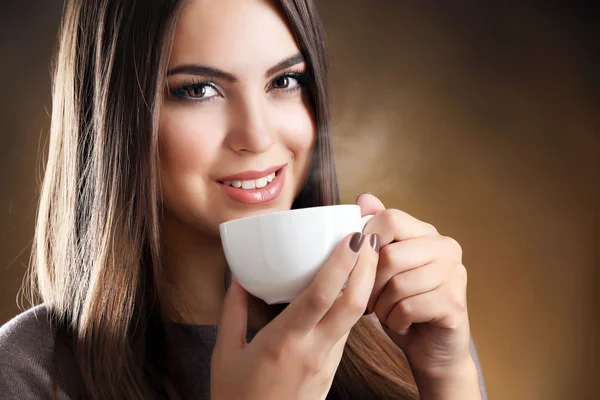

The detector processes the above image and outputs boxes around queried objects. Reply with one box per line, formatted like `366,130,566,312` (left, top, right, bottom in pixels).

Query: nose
225,96,274,154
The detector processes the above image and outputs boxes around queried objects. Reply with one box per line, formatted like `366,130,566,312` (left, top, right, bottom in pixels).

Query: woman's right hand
211,232,381,400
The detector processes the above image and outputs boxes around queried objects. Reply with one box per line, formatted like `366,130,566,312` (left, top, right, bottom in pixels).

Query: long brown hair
29,0,419,398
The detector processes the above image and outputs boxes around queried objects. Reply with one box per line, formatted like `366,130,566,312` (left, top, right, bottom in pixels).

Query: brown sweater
0,305,487,399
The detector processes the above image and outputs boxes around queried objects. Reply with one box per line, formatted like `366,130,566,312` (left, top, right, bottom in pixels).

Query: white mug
219,204,373,305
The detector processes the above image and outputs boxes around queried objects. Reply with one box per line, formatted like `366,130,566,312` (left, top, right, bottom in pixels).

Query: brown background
1,1,598,399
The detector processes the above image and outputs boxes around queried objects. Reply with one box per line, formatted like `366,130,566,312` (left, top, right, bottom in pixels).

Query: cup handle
360,214,375,231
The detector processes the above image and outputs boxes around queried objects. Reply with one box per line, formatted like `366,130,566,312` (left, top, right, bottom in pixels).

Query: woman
0,0,487,399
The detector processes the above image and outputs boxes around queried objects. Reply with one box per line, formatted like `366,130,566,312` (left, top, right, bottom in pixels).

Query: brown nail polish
349,232,365,252
370,234,381,252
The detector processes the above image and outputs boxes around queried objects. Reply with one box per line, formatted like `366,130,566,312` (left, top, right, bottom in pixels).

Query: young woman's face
159,0,315,234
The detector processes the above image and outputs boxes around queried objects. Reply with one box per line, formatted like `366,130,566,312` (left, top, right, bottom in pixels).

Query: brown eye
270,75,303,92
187,86,207,98
272,76,290,89
172,83,220,101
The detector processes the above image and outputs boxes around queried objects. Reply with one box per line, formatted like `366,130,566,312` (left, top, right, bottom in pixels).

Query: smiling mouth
217,165,285,190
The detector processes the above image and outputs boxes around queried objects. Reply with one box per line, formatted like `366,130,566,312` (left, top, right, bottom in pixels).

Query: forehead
169,0,301,73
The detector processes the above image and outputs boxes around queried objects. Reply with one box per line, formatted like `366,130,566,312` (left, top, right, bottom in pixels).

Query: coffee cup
219,204,373,305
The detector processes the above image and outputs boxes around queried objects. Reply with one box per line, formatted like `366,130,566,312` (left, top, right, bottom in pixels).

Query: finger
214,280,248,356
372,262,449,321
367,237,459,313
317,234,380,344
381,282,467,334
274,232,364,334
362,209,438,245
356,193,386,217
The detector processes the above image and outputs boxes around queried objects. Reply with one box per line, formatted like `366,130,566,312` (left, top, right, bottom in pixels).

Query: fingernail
355,192,371,202
349,232,365,252
370,234,381,252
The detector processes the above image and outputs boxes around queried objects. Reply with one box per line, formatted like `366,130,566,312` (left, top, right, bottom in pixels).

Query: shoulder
0,305,54,360
0,305,76,399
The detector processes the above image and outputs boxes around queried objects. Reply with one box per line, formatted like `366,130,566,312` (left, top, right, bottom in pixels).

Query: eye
272,75,298,90
172,82,220,101
269,73,306,92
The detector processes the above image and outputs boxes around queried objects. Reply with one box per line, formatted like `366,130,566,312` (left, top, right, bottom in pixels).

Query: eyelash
170,79,220,103
271,69,308,94
169,69,309,102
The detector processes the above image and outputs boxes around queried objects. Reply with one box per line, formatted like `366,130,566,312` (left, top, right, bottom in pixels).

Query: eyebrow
266,53,305,77
166,53,305,81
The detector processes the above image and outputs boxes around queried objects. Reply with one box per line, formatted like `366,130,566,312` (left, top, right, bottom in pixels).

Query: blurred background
1,1,598,399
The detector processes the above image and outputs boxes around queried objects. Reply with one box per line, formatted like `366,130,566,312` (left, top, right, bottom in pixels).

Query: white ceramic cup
219,204,373,305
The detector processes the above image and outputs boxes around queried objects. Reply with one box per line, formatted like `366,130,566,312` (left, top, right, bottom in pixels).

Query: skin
359,194,481,399
158,0,482,398
159,0,315,326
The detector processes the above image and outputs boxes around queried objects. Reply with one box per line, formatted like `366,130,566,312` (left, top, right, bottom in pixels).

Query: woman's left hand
358,193,480,392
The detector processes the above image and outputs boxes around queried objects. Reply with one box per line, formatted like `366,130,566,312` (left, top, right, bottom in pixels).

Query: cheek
158,107,223,199
273,99,316,164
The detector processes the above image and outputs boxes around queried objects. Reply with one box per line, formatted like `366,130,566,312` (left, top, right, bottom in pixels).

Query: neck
160,211,272,330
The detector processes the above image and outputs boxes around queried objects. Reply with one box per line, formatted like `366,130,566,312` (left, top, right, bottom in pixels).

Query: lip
216,164,287,182
218,165,287,205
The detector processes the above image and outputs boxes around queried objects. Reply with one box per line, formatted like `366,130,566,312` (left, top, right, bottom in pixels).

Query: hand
358,194,476,386
211,231,380,400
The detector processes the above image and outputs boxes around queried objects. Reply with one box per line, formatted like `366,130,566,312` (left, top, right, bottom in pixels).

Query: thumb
356,192,386,216
215,280,249,354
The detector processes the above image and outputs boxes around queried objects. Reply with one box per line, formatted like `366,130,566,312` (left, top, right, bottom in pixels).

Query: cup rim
218,204,359,228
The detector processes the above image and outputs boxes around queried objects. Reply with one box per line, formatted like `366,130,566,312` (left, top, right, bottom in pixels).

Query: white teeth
223,170,278,190
255,177,268,188
241,180,256,190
